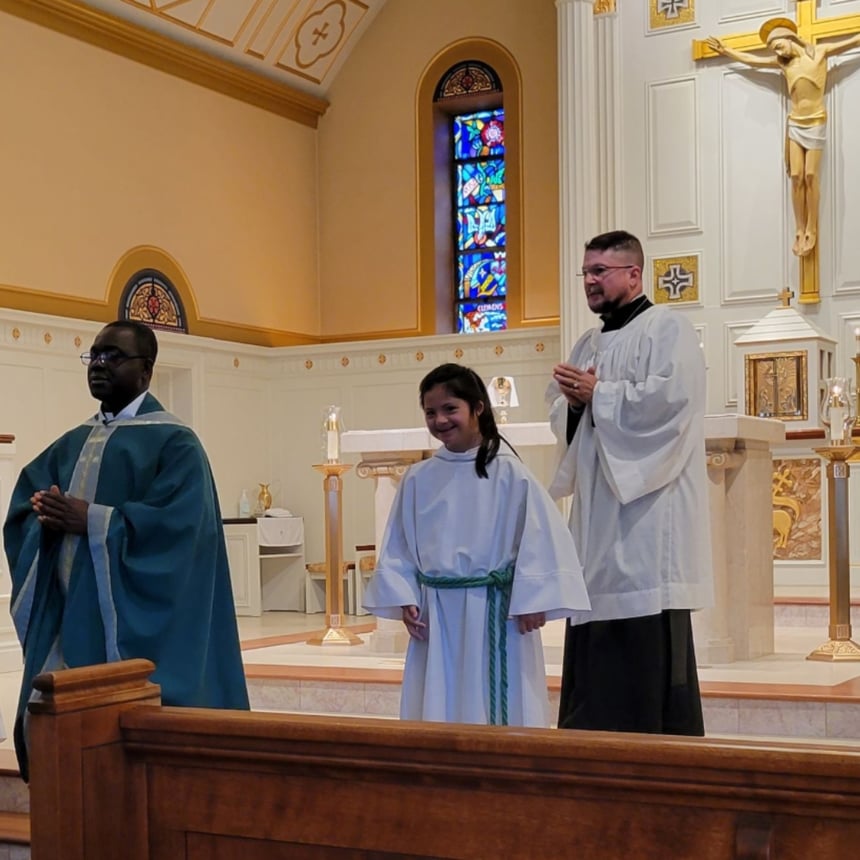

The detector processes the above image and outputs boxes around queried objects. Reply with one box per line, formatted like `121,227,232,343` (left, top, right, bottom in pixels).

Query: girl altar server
363,363,590,727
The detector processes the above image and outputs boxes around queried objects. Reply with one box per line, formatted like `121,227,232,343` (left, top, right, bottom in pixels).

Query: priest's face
581,248,643,315
422,383,484,453
86,325,153,414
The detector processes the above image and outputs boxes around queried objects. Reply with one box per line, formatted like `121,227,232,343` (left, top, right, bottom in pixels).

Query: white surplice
362,445,590,727
547,305,714,625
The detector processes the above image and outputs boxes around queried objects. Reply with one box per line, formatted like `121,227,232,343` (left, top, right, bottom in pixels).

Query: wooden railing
28,660,860,859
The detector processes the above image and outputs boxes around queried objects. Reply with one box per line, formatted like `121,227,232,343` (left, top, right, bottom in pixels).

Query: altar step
243,671,860,743
242,614,860,745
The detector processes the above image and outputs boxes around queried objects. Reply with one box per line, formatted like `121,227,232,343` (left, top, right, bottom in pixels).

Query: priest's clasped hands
32,485,89,535
552,361,597,409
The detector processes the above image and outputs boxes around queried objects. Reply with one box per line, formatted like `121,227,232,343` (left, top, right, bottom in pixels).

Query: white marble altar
343,416,784,663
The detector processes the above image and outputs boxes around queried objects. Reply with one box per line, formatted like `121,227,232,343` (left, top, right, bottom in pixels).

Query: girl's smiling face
422,383,484,453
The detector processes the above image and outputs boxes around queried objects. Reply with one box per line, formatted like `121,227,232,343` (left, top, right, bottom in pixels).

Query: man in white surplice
547,230,713,736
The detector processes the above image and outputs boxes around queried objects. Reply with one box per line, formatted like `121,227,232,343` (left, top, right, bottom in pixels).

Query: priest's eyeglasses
80,349,148,367
577,265,635,279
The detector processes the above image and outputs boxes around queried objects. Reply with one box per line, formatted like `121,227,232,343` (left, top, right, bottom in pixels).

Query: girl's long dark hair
419,363,515,478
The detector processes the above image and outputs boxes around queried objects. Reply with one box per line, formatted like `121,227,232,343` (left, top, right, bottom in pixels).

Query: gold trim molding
594,1,617,14
0,0,328,128
0,245,318,350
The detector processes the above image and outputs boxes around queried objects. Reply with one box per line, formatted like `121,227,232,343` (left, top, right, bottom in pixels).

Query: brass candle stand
807,444,860,661
306,463,362,646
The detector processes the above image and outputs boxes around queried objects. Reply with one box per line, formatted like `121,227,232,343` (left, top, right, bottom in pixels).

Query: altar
342,416,785,663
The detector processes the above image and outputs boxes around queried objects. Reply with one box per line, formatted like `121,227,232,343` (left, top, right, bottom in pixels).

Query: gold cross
692,1,860,60
778,287,794,308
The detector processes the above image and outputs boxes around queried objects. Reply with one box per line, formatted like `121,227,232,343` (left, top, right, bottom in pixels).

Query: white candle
855,327,860,353
830,405,845,443
326,429,339,461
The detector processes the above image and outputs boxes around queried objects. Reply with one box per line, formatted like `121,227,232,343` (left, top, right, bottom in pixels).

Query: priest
547,230,713,736
4,319,249,781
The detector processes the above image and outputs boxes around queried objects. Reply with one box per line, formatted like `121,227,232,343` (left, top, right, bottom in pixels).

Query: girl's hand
401,605,427,640
516,612,546,634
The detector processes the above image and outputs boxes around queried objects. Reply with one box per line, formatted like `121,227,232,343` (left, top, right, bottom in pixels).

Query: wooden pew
28,659,860,859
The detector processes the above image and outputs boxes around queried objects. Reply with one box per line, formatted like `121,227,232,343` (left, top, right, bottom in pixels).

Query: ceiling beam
0,0,329,127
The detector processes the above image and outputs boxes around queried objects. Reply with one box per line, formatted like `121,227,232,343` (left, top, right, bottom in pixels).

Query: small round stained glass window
120,269,187,333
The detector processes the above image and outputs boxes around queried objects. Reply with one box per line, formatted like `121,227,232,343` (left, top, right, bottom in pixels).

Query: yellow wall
0,1,560,344
0,10,320,339
316,0,560,337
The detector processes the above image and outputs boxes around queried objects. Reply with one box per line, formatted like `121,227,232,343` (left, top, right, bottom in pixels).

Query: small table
223,517,305,616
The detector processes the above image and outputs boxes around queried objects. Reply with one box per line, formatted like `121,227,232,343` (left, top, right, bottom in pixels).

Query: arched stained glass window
435,60,507,334
452,109,506,333
120,269,187,333
418,44,521,336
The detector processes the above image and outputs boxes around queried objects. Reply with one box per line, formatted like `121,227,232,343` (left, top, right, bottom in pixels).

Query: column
556,0,621,357
354,458,418,654
693,416,784,663
697,446,745,664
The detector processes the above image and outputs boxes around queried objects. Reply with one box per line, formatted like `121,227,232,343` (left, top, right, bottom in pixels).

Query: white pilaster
594,7,622,233
557,0,609,358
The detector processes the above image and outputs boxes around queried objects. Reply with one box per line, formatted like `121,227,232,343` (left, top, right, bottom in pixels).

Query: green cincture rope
417,567,514,726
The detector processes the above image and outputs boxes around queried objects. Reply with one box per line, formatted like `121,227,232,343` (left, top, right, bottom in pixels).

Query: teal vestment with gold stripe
4,393,249,781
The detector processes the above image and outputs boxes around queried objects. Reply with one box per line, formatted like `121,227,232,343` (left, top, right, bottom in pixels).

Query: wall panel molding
646,75,701,236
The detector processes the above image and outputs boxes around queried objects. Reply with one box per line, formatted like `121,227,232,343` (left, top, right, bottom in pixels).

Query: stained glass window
436,62,501,99
120,269,187,333
453,109,507,333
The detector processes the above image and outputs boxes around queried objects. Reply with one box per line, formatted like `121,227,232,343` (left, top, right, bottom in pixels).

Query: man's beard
592,295,623,317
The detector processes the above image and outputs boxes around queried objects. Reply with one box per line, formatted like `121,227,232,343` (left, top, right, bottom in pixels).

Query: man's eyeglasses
576,265,635,279
80,349,149,367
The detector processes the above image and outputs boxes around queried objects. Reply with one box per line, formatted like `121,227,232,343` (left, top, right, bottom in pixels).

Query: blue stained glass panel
453,110,505,160
457,160,505,206
458,252,506,301
457,300,507,334
458,204,506,250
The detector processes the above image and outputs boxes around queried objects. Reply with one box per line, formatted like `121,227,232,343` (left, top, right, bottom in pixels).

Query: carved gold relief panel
745,351,808,421
772,459,822,562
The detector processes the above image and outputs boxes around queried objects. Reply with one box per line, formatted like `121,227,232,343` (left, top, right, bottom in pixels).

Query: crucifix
693,1,860,305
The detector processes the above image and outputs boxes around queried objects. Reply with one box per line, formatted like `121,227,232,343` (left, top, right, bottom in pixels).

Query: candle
830,405,845,443
326,428,339,461
855,327,860,354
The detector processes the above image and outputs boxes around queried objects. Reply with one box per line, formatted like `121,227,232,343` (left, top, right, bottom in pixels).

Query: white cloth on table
257,516,303,547
362,445,590,728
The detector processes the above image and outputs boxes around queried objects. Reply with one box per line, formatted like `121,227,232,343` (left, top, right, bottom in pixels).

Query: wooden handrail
27,660,860,860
